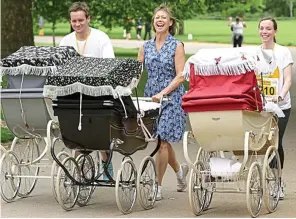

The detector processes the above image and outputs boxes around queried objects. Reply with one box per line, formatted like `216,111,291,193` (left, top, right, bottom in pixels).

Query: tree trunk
1,0,34,58
52,22,56,46
289,0,293,18
178,21,184,35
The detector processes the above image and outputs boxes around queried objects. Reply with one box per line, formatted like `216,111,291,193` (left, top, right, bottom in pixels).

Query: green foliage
263,0,296,17
88,0,206,30
32,0,73,31
1,76,7,88
206,0,265,17
1,127,14,143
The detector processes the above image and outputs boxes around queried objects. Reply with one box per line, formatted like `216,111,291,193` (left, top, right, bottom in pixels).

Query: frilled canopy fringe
182,47,275,80
0,46,78,76
190,61,256,76
43,78,139,99
0,64,57,76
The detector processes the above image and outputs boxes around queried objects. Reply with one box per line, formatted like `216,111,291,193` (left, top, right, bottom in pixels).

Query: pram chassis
49,94,164,214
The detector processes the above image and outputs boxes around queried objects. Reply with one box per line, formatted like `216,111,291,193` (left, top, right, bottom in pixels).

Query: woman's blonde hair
152,4,177,36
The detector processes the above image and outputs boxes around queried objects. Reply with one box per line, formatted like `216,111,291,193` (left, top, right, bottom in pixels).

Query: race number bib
257,77,278,101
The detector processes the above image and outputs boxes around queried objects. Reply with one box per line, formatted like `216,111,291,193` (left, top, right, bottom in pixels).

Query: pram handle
131,97,169,102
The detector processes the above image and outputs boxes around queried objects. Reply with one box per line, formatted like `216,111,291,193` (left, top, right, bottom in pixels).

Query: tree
1,0,34,58
89,0,206,35
287,0,296,17
32,0,72,46
263,0,295,17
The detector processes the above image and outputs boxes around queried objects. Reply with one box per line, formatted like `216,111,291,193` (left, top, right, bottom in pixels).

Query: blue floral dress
143,34,186,142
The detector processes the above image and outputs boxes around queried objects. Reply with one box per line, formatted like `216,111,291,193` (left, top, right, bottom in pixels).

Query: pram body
43,57,160,214
182,47,281,217
53,94,158,155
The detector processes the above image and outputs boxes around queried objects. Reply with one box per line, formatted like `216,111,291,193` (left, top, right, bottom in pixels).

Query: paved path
0,36,295,218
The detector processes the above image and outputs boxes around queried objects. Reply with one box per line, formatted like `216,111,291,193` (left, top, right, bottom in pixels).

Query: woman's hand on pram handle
271,95,283,104
152,92,168,103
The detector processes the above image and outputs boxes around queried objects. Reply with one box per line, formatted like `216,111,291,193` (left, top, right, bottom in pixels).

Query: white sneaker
156,186,163,201
177,163,189,192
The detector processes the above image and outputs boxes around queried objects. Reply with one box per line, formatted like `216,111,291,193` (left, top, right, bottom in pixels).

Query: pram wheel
246,162,263,218
0,151,21,202
51,150,71,202
115,158,137,214
76,154,95,207
189,161,206,215
196,148,216,210
11,137,41,197
11,137,42,165
262,146,281,213
136,156,157,210
56,157,81,211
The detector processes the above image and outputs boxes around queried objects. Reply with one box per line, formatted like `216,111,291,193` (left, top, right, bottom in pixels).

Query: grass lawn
40,19,296,46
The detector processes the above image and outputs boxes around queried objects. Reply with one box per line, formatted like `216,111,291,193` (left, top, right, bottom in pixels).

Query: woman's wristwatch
278,95,283,102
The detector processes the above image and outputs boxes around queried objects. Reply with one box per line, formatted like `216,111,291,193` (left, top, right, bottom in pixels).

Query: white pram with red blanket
182,47,282,217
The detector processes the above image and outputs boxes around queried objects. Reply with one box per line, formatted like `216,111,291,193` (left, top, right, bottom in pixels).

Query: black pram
43,56,162,214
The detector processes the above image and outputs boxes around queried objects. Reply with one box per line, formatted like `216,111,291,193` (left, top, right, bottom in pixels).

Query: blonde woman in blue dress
137,4,188,201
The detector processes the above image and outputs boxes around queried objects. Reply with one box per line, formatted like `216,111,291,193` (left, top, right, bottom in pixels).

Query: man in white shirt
228,16,247,47
59,2,115,58
59,1,115,180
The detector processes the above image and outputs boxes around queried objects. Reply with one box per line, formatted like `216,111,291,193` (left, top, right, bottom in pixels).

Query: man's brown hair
69,2,90,18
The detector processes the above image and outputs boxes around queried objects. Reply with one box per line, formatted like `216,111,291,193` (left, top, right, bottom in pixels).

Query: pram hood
182,46,275,79
43,57,142,99
0,46,79,76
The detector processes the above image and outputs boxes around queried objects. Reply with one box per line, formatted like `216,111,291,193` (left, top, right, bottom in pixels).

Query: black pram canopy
43,57,143,99
0,46,79,76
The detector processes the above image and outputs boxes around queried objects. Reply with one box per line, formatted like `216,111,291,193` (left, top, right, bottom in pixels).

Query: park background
1,0,296,143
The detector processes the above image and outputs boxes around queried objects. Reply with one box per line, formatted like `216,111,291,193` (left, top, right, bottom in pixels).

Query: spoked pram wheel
115,158,137,214
246,162,263,218
11,137,41,197
189,161,207,215
56,157,81,211
196,148,216,210
0,151,21,202
262,146,281,213
76,153,96,207
51,150,71,202
136,156,157,210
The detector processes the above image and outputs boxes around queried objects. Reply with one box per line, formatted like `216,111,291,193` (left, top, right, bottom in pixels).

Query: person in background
228,16,247,47
59,1,115,180
137,4,189,201
136,17,143,40
38,16,45,36
144,22,152,40
124,17,133,40
258,17,293,200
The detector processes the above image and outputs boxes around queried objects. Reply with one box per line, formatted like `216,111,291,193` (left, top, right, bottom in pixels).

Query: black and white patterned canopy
0,46,79,76
43,57,143,98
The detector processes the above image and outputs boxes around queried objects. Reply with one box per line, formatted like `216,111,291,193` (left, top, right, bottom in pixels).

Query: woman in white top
258,17,293,200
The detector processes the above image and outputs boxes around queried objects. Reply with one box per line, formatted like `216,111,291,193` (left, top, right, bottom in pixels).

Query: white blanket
183,47,275,79
263,102,285,117
209,157,242,178
133,100,160,112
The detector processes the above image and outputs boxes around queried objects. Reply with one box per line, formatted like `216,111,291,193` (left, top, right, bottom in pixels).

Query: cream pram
182,47,282,217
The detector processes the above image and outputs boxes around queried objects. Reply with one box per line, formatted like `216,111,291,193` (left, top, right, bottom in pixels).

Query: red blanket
182,64,263,112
